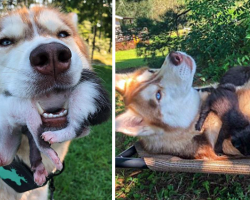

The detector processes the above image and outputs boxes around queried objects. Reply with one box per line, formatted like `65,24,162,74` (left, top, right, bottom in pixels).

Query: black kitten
196,66,250,155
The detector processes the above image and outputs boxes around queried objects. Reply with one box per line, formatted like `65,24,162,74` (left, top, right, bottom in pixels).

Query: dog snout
30,42,71,79
169,52,183,66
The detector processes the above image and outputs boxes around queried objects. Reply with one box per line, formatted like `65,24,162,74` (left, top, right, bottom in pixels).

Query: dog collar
0,157,64,193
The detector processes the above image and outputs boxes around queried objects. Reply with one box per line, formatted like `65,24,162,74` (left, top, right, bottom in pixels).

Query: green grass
116,49,147,70
115,52,250,200
54,65,112,200
116,48,169,70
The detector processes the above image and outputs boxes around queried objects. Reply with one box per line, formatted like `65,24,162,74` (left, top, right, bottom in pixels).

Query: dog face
116,51,200,136
0,7,89,98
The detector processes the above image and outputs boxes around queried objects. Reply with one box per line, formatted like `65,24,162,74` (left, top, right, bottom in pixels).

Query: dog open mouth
36,102,68,127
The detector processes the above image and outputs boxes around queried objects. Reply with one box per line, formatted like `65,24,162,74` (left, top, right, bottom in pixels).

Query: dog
0,6,110,200
116,51,250,159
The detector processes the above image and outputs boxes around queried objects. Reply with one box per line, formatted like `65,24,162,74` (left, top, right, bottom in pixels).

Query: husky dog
116,51,250,159
0,7,110,200
0,69,110,186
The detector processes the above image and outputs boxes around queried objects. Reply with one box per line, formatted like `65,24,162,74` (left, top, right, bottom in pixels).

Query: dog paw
42,131,58,144
33,163,48,186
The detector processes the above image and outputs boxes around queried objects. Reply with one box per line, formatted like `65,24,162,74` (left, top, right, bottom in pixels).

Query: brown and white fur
0,6,110,200
116,51,246,160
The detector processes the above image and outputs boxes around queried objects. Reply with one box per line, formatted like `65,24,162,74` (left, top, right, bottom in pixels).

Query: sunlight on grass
93,52,112,66
116,49,147,69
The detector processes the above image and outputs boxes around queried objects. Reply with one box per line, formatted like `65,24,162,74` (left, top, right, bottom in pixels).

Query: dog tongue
41,116,67,127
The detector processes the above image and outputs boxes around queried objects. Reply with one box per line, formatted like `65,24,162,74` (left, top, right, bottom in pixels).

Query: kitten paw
42,131,58,144
33,163,48,186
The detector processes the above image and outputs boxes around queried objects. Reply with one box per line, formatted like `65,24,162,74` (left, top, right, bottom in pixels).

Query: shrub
136,0,250,81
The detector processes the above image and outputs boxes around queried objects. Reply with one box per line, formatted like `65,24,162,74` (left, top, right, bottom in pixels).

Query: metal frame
116,145,148,169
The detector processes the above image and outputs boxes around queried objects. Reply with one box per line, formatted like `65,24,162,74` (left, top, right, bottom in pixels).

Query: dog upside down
116,52,250,159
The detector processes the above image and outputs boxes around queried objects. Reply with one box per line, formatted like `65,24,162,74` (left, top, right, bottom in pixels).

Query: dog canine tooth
63,101,69,109
36,102,44,115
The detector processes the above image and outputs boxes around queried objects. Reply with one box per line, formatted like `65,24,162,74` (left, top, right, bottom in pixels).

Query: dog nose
169,52,183,66
30,42,71,79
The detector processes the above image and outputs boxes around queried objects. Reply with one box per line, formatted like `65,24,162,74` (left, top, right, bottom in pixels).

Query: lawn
116,49,147,70
115,50,250,200
53,65,112,200
116,48,168,71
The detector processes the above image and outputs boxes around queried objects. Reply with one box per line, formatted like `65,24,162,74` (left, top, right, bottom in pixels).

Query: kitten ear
116,109,155,136
68,12,78,29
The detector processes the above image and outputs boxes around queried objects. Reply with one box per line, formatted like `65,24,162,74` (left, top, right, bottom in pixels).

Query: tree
137,0,250,81
54,0,112,60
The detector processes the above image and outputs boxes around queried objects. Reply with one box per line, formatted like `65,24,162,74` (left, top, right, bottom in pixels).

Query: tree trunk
108,38,112,53
91,25,97,61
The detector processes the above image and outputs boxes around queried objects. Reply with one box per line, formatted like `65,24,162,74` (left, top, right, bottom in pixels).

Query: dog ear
115,74,128,95
68,13,78,29
116,109,155,136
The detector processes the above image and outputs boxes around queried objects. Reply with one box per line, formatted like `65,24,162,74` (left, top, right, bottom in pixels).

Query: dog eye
58,31,70,38
156,91,161,101
0,38,13,46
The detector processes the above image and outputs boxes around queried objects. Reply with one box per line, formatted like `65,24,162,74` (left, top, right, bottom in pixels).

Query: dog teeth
63,101,69,109
36,102,44,115
42,109,68,119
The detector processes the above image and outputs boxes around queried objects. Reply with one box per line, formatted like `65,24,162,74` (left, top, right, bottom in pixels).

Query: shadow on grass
54,65,112,200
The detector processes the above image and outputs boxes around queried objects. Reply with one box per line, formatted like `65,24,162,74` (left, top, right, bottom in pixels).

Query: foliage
56,0,112,39
134,0,250,81
116,0,185,20
182,0,250,81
